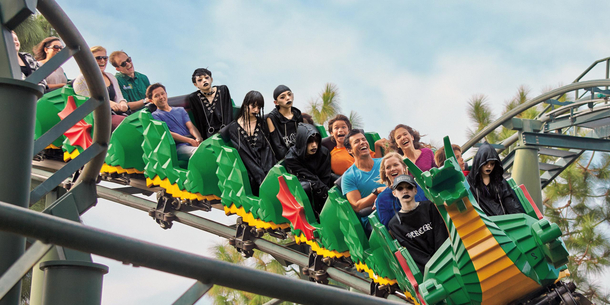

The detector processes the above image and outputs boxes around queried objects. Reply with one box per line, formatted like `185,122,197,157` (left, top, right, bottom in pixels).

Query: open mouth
402,140,410,146
359,146,368,152
203,82,210,87
390,172,399,177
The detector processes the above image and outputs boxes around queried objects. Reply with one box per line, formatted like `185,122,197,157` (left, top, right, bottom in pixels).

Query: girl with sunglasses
73,46,129,130
33,37,68,91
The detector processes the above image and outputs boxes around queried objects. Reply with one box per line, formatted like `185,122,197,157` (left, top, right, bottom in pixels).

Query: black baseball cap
391,174,416,190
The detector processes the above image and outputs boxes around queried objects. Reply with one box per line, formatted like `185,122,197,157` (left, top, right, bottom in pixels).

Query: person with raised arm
387,174,448,274
148,83,202,161
188,68,233,140
220,91,278,196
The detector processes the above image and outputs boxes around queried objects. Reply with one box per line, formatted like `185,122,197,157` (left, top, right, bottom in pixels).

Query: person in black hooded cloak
220,91,281,196
466,142,525,216
284,123,333,217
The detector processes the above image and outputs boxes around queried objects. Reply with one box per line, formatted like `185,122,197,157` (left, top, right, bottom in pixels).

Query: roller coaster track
0,1,403,304
462,65,610,209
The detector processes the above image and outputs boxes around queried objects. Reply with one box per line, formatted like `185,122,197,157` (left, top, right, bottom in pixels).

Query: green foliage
14,13,56,55
307,83,341,126
208,239,298,305
466,85,610,303
544,152,610,304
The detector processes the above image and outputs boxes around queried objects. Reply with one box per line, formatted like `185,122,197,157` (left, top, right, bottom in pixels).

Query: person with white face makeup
188,68,234,140
33,36,67,91
387,174,448,274
12,31,47,89
466,142,524,216
73,46,129,130
375,152,427,228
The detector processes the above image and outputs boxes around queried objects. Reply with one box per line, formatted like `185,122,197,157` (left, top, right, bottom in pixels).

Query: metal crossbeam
522,132,610,152
32,96,103,157
0,201,403,305
545,108,610,131
30,168,402,301
0,241,53,301
26,46,79,85
30,143,104,205
172,281,213,305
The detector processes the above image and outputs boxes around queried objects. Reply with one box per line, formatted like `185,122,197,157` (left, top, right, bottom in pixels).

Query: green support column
39,261,108,305
504,118,544,212
511,146,543,211
0,78,42,305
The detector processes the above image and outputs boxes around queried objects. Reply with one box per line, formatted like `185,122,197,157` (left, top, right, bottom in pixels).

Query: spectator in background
33,36,67,91
110,50,150,112
73,46,129,130
302,113,315,125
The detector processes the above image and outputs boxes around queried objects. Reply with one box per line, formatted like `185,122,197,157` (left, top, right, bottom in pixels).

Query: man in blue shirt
341,130,386,232
148,83,203,161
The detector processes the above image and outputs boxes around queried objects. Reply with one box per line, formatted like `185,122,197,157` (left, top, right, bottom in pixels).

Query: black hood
467,142,504,186
268,106,303,124
293,123,321,159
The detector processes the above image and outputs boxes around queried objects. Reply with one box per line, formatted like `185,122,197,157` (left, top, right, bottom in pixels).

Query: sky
46,0,610,304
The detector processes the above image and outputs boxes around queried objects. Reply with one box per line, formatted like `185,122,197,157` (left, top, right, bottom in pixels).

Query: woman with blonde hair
375,152,427,227
73,46,129,129
33,36,67,90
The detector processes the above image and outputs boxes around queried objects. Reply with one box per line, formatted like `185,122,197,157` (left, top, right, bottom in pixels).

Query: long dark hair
237,90,267,134
389,124,423,154
33,37,61,61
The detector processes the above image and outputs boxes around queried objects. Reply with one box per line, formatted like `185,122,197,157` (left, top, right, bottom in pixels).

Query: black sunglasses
47,45,63,50
119,57,132,68
95,56,108,61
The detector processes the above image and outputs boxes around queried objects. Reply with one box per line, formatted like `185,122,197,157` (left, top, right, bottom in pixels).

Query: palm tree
14,14,48,54
348,110,363,129
208,240,298,305
307,83,341,126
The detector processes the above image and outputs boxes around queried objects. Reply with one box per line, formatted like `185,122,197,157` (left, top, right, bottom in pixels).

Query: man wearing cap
388,174,448,274
110,50,150,112
266,85,303,159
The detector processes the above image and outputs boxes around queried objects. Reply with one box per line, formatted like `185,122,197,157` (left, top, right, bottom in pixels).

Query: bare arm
170,132,199,147
266,117,276,133
186,121,203,143
374,138,390,157
346,187,386,212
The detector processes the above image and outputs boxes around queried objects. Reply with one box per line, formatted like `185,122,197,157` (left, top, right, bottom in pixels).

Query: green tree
307,83,341,126
465,86,610,304
14,13,54,55
208,240,298,305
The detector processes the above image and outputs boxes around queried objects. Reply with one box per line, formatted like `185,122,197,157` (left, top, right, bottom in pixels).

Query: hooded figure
284,123,333,217
466,143,524,216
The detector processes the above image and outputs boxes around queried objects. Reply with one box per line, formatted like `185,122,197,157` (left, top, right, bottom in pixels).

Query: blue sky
52,0,610,304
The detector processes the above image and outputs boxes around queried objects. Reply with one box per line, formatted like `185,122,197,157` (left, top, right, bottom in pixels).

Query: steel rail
462,79,610,153
0,201,404,305
30,168,405,302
